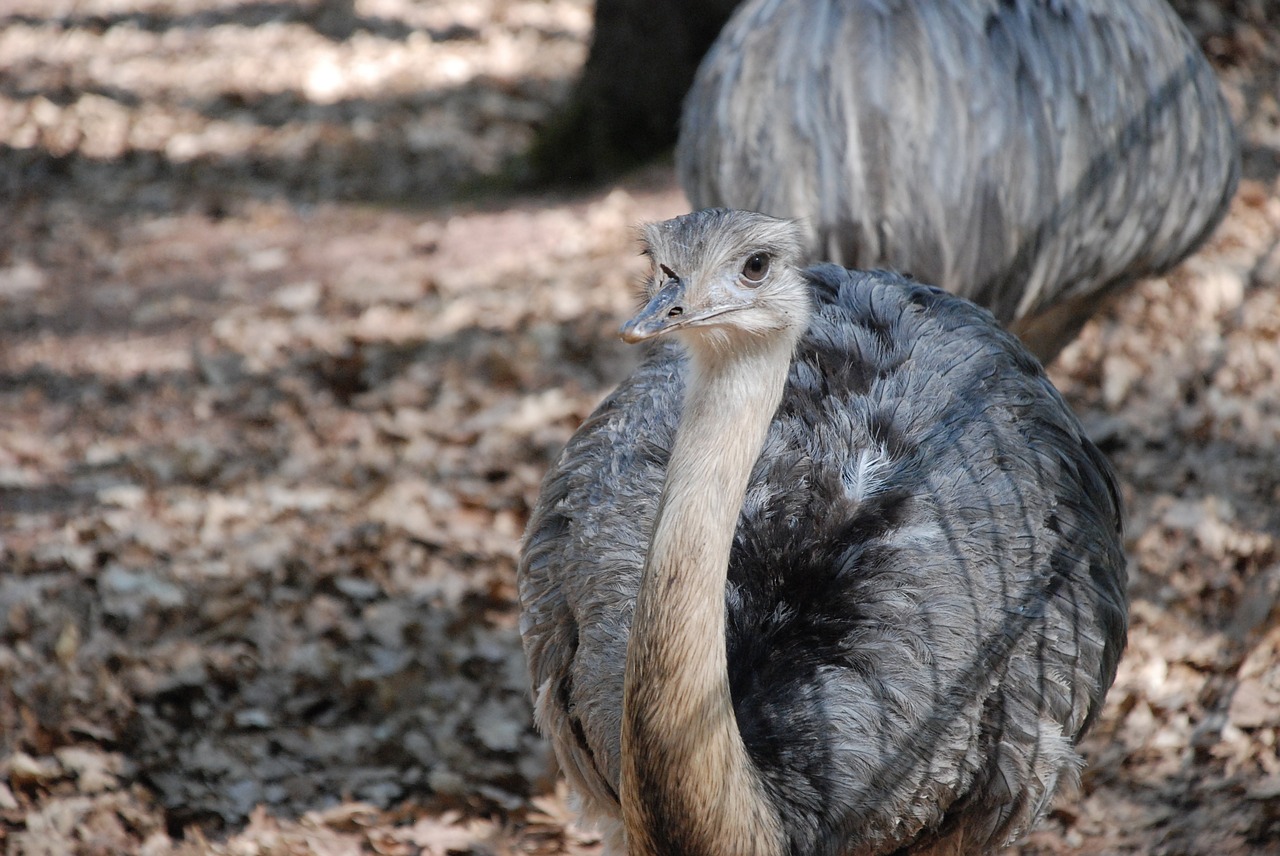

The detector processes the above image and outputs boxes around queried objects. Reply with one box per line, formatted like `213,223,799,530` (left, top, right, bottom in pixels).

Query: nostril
668,306,684,318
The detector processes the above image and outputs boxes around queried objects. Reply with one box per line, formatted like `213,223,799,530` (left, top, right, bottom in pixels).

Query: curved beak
620,278,687,343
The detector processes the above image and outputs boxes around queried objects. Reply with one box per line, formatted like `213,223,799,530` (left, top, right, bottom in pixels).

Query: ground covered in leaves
1,1,1279,853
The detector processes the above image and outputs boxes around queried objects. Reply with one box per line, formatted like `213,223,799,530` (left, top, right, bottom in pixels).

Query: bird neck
620,333,796,856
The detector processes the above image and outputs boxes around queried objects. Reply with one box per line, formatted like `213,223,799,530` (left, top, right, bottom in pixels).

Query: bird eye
741,252,770,284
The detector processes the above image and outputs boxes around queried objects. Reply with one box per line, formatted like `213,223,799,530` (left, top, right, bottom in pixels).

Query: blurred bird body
677,0,1239,361
519,210,1127,854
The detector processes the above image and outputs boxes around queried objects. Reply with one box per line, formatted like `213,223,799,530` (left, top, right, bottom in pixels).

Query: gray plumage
677,0,1239,361
518,209,1127,854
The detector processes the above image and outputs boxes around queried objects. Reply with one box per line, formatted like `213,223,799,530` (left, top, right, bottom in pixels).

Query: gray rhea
518,209,1128,855
677,0,1239,362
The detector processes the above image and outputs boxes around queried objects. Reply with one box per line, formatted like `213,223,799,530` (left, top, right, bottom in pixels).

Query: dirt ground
1,1,1279,854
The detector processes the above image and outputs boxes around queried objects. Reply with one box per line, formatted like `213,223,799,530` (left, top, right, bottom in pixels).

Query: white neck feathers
619,332,799,856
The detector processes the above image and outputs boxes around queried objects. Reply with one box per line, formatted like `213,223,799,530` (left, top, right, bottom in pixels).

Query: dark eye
741,252,770,284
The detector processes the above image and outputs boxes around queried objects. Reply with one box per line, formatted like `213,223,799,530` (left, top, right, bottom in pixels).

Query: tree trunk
530,0,739,182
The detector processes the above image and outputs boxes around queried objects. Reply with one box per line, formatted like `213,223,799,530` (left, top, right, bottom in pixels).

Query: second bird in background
678,0,1240,362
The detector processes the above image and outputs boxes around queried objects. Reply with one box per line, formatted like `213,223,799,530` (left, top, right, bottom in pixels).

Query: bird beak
621,278,687,343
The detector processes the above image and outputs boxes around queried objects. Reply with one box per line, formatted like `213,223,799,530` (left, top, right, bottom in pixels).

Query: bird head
622,209,811,356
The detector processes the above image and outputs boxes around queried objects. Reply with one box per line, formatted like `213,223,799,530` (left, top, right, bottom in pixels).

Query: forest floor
1,1,1279,854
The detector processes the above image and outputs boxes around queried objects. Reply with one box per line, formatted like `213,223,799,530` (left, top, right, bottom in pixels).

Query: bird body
519,209,1127,854
677,0,1239,360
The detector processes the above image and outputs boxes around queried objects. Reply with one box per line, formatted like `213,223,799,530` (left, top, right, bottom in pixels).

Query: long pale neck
620,335,796,856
